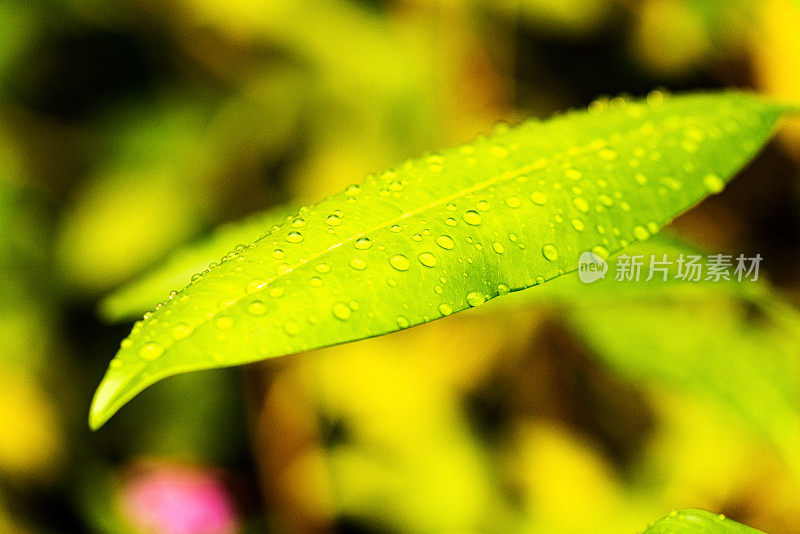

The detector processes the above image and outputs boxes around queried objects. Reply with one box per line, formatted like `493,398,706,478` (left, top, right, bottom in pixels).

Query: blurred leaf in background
1,0,800,532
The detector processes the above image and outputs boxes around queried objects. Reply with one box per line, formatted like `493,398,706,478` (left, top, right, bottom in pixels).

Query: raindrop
477,200,491,212
283,321,300,336
463,210,482,225
316,263,331,273
439,303,453,316
389,254,411,271
571,218,585,231
332,302,352,320
492,242,505,254
355,237,372,250
505,196,522,208
396,316,410,328
269,287,285,298
542,244,559,261
310,277,323,287
172,323,194,340
418,252,437,267
445,217,457,226
287,231,303,243
599,149,618,160
572,197,590,213
530,192,548,205
139,342,164,361
350,258,367,270
247,301,267,315
633,226,650,240
436,235,455,250
497,284,510,295
272,249,286,259
291,218,306,228
466,291,485,307
703,173,724,193
326,214,342,226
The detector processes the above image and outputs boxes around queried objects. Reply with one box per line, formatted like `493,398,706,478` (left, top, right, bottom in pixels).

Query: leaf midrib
162,111,680,346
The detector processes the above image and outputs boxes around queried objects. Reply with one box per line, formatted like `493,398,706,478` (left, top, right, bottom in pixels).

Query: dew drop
466,291,485,307
287,231,303,243
355,237,372,250
139,342,164,361
418,252,437,267
269,286,285,298
316,263,331,273
703,173,725,193
332,302,352,320
445,217,457,226
350,258,367,270
396,315,410,328
345,184,361,196
599,149,618,160
283,321,300,336
326,214,342,226
505,196,522,208
463,210,482,225
476,200,491,212
497,283,510,295
310,276,323,287
591,245,609,258
530,192,548,205
390,224,402,233
572,197,590,213
247,301,267,315
633,226,650,240
438,303,453,316
172,323,194,340
436,235,455,250
571,218,585,231
542,244,559,262
390,254,411,271
492,242,505,254
291,218,306,228
565,169,582,180
272,249,286,259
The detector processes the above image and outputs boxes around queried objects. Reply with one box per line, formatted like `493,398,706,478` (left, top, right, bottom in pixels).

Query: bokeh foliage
1,0,799,533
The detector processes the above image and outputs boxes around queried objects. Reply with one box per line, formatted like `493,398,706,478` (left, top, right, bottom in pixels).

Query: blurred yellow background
1,0,799,532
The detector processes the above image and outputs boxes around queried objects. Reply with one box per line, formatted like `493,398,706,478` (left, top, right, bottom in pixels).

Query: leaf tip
88,367,135,430
88,380,115,430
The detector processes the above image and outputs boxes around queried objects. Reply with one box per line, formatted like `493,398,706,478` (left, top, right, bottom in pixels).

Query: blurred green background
1,0,800,532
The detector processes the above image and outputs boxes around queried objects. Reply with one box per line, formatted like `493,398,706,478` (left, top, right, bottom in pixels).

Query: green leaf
99,205,298,322
89,91,795,429
644,510,765,533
